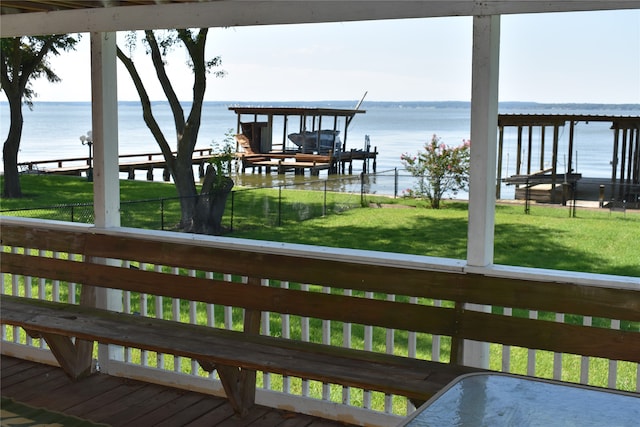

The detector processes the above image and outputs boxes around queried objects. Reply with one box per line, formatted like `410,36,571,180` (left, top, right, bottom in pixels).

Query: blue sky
28,9,640,104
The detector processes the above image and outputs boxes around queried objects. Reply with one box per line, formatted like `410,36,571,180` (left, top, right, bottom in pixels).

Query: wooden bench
1,219,638,417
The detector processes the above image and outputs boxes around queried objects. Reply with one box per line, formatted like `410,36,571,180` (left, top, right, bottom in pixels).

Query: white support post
91,32,120,229
90,32,123,371
464,15,501,369
467,14,500,268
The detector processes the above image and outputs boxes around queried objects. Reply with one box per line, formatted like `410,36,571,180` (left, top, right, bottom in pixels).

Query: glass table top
399,373,640,427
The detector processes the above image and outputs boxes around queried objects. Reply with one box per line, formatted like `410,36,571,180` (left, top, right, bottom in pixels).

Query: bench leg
198,359,256,416
27,331,94,380
26,283,99,380
214,364,257,416
199,278,263,416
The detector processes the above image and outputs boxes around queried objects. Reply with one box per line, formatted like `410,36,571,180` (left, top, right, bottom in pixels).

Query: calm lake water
1,101,638,198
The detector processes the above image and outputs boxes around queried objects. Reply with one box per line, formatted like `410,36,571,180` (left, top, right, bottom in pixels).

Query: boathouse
498,114,640,206
1,2,638,427
229,106,377,175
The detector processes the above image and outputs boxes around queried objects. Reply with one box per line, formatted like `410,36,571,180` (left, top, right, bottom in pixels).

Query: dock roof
499,114,640,128
229,107,366,118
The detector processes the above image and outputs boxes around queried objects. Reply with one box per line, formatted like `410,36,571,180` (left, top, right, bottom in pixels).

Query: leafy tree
117,29,231,235
1,35,80,198
401,135,470,209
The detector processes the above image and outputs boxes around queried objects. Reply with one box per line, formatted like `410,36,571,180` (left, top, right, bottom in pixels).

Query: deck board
0,355,356,427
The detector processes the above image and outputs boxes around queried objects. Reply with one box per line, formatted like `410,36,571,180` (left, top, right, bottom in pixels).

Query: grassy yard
2,174,638,405
2,174,638,276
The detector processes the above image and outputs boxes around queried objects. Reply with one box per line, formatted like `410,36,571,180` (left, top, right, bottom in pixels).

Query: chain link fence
1,170,405,233
1,202,96,224
3,170,636,231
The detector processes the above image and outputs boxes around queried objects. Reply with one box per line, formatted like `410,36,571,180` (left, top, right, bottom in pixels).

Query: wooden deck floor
0,355,357,427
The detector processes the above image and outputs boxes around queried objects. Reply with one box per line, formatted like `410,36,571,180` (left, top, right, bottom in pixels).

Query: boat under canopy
229,106,376,175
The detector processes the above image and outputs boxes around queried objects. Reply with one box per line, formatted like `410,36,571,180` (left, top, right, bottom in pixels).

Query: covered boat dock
498,114,640,207
229,106,377,175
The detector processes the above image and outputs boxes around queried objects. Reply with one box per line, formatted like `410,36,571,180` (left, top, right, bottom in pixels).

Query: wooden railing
17,148,215,180
18,148,214,170
1,217,638,426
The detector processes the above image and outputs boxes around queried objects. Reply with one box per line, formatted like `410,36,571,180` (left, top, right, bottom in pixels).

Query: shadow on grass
495,221,639,276
233,211,470,259
234,205,638,277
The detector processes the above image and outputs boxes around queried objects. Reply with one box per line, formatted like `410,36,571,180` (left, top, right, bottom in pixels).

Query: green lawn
2,174,638,410
2,174,638,276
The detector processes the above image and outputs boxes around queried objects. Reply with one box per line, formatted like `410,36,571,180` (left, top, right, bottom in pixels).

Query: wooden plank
153,397,228,427
0,223,88,254
3,232,638,324
1,355,354,427
0,363,63,399
0,356,32,376
181,402,237,426
459,310,640,363
62,380,146,418
0,296,476,400
100,383,183,425
11,366,72,402
120,391,216,427
2,222,638,324
91,383,174,425
0,252,459,336
19,367,116,410
75,232,637,321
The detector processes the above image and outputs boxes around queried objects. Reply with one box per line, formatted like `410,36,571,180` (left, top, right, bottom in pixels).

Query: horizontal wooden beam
1,219,638,321
2,1,638,37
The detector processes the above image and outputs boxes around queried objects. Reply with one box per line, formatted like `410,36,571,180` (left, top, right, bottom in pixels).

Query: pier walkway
18,148,215,181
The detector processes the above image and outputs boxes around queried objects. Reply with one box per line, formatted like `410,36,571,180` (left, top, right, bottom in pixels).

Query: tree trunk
182,164,234,235
117,30,231,235
2,92,24,198
172,154,198,230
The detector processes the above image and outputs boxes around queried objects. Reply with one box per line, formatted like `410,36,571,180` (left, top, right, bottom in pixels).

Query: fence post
161,198,165,230
360,172,365,206
230,191,235,232
278,185,282,227
394,168,398,199
71,205,74,223
323,181,327,217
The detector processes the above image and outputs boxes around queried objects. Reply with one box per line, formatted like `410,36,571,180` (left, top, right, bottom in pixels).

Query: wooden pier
498,114,639,205
17,148,215,181
237,145,378,176
230,106,378,176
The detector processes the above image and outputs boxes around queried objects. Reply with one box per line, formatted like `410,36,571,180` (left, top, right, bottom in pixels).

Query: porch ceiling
0,1,179,15
1,1,637,37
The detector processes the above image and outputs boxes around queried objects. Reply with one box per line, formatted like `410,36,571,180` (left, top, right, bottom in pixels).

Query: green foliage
122,29,225,78
209,129,236,191
1,34,80,107
401,134,470,208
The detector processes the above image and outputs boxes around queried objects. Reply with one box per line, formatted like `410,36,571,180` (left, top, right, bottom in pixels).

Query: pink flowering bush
400,134,470,209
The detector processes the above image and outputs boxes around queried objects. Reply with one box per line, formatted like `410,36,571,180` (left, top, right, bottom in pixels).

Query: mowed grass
2,174,638,276
2,174,638,406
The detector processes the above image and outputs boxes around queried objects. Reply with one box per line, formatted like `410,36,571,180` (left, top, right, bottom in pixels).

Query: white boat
287,130,341,154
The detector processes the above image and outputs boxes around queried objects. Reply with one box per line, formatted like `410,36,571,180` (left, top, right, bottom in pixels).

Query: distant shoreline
2,100,639,111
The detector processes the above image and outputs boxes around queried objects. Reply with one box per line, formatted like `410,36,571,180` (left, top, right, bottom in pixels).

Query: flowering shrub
400,134,470,209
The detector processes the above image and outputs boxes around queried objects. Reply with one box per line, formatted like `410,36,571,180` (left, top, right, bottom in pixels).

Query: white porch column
464,15,501,369
90,32,123,370
91,32,120,228
467,14,500,267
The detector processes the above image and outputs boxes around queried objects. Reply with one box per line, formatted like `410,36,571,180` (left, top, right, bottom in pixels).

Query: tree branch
116,46,174,164
144,31,185,134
